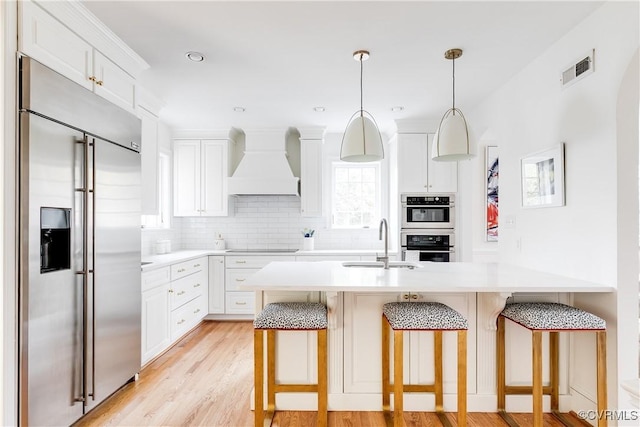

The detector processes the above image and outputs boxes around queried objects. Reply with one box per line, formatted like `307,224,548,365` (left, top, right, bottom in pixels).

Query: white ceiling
81,0,603,134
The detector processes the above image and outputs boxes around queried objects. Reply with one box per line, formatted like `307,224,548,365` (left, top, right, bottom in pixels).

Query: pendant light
431,48,474,161
340,50,384,162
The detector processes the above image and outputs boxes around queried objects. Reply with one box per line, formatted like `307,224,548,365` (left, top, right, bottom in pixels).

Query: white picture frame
521,143,565,208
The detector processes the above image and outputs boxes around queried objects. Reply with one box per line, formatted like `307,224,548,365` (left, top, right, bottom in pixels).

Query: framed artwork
521,143,565,208
486,146,499,242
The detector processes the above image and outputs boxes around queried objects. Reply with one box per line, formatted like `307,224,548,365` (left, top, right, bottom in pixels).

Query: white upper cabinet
396,133,457,194
19,0,146,113
139,106,159,214
92,51,136,112
173,139,229,217
299,128,325,217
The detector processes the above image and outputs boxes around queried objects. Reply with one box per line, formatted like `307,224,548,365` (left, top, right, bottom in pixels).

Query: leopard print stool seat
497,302,607,427
253,302,328,330
382,302,468,427
254,302,327,427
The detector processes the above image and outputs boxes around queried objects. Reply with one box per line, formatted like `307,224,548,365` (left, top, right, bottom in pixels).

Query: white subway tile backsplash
172,195,382,251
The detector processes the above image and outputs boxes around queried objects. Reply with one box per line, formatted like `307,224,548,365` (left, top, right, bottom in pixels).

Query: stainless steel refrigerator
18,57,142,426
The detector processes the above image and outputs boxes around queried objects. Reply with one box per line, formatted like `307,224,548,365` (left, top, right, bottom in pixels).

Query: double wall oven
400,193,455,262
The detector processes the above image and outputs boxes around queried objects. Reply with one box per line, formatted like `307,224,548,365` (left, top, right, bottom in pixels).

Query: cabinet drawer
171,256,206,280
142,267,170,292
170,270,206,310
225,255,295,269
225,292,255,314
225,268,259,291
170,295,203,341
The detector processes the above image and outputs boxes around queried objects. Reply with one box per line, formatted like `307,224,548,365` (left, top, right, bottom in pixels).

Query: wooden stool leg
266,330,276,423
596,330,608,427
394,330,404,427
549,331,559,412
457,330,467,427
434,331,443,413
254,329,264,427
382,316,390,415
497,316,506,412
532,331,543,427
317,329,328,427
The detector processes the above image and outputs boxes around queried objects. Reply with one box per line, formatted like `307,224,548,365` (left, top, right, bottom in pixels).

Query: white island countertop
241,261,614,293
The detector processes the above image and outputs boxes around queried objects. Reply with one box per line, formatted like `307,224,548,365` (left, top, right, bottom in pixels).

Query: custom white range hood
227,129,299,196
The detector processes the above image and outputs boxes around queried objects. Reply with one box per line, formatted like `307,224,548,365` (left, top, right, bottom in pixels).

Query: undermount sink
141,261,153,266
341,261,421,269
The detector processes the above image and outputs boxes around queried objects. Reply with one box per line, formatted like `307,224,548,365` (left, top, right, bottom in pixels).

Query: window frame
330,161,382,229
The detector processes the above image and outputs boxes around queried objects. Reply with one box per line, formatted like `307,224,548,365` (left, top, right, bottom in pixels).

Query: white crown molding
33,0,149,77
297,126,326,141
172,128,236,141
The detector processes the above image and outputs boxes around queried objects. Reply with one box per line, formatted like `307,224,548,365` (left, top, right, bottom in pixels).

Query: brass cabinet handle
235,301,247,306
235,278,245,282
403,294,409,300
177,268,186,273
89,76,96,82
193,263,200,268
96,80,103,86
168,289,174,293
193,308,200,314
177,291,185,296
411,294,418,300
235,260,246,264
177,319,185,325
193,283,201,288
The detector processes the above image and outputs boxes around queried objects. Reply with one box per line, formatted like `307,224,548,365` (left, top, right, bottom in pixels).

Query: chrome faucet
377,218,389,269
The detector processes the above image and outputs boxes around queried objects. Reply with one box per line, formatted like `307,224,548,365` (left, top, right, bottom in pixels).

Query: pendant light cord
452,54,456,113
359,53,364,115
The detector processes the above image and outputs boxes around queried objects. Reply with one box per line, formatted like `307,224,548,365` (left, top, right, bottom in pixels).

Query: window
331,162,381,228
141,152,171,229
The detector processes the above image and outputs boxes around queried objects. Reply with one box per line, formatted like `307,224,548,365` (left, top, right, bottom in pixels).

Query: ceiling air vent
561,49,595,88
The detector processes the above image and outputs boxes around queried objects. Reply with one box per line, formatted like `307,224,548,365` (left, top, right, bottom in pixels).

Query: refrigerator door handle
89,137,96,401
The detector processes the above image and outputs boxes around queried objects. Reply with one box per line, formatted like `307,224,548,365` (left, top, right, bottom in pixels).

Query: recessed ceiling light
391,106,404,112
314,107,326,112
233,107,246,112
185,51,205,62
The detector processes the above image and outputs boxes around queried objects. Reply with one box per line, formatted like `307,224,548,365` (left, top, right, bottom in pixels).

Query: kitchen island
241,261,613,413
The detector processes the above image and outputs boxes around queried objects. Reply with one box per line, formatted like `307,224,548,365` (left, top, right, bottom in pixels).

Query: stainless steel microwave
400,193,455,229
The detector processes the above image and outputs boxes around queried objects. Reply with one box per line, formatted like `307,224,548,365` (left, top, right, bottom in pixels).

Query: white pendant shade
431,108,473,161
340,113,384,162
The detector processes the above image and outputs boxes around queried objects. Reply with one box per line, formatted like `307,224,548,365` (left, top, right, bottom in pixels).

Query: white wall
465,1,638,421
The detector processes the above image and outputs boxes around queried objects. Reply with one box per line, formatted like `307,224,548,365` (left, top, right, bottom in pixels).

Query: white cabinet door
208,256,225,314
300,139,323,217
174,140,228,217
201,140,228,216
397,133,457,194
141,283,170,364
173,140,201,216
397,134,428,193
19,0,93,90
93,51,136,113
343,292,407,393
139,106,159,214
426,134,458,193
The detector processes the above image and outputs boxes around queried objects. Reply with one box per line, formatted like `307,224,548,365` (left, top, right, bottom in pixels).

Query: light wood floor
75,321,583,426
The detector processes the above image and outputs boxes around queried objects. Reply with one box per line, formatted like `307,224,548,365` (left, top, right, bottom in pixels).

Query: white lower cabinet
141,256,208,365
141,267,170,365
208,256,225,314
169,257,208,341
343,292,476,394
224,255,295,315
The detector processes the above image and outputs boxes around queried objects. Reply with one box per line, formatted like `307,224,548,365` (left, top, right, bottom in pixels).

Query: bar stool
382,302,468,427
253,302,328,427
497,302,607,427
